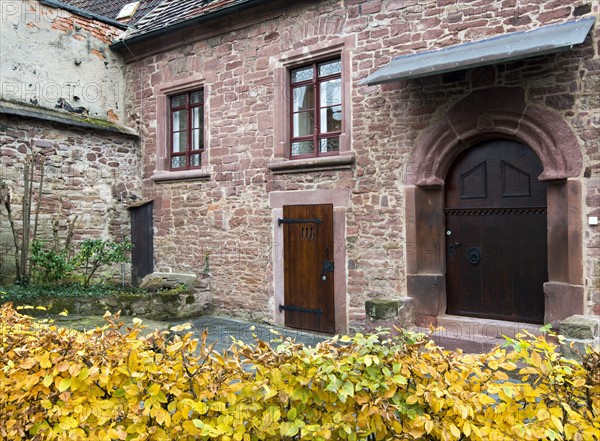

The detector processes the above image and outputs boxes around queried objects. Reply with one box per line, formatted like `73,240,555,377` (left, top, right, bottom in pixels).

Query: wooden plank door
445,140,547,323
129,201,154,286
282,204,335,333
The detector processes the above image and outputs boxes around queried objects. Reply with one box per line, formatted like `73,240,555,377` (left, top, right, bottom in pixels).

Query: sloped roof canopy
363,16,596,86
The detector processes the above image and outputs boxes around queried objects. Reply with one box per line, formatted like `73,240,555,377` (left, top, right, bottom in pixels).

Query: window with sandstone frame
270,35,354,172
290,58,342,158
151,76,210,182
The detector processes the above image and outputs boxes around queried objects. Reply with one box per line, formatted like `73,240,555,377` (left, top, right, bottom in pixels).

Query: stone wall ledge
0,100,139,138
151,169,211,183
268,153,355,174
9,285,212,321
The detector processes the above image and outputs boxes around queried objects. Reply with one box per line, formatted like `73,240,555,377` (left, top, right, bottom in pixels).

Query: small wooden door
282,204,335,333
445,140,547,323
129,201,154,286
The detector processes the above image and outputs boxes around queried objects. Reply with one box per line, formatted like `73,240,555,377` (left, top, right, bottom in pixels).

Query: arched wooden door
445,140,547,323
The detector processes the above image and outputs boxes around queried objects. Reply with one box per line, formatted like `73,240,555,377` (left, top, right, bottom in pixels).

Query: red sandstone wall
124,0,600,323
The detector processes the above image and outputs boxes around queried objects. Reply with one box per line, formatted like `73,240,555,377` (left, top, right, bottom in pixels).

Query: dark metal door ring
468,247,481,265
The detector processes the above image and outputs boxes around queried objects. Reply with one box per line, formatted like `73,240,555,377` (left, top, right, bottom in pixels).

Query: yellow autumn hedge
0,303,599,441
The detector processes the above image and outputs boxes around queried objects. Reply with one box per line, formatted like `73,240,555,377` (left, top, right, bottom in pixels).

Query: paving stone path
47,313,330,353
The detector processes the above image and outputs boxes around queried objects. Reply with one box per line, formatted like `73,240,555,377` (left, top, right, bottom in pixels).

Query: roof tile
60,0,162,24
125,0,257,38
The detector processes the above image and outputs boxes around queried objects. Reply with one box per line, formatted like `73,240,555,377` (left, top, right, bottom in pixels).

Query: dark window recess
290,58,342,158
170,90,204,170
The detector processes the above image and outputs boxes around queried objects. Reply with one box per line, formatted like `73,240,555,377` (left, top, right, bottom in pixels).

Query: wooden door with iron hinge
281,204,335,333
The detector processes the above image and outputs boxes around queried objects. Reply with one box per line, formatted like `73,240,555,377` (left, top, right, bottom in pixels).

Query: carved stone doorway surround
405,87,584,327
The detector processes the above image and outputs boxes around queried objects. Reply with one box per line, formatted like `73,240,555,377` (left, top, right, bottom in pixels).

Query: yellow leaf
551,415,564,433
450,423,461,439
21,358,37,369
406,395,419,405
58,377,71,392
170,323,192,332
59,309,69,316
537,408,550,421
425,419,434,434
41,399,52,410
564,424,579,439
56,361,70,372
195,402,209,415
43,374,53,388
463,421,471,437
530,351,542,368
148,383,161,396
128,352,138,373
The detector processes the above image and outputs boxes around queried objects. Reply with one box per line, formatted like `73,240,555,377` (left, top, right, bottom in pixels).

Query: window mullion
187,103,192,165
313,63,319,158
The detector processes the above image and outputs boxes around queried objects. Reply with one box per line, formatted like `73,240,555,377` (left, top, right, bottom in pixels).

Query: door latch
320,258,334,281
447,242,461,256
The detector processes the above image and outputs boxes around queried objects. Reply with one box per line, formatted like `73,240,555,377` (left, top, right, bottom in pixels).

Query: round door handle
468,247,481,265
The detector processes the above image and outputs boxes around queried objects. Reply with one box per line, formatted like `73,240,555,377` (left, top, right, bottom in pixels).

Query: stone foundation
560,315,600,361
364,298,414,334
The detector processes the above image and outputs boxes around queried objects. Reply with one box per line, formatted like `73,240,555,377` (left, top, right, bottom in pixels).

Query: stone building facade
0,0,140,283
2,0,598,334
114,0,600,332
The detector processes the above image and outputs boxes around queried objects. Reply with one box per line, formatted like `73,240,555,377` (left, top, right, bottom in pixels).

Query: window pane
291,140,314,156
192,107,202,129
291,66,313,83
293,111,314,137
293,86,314,112
171,156,186,169
319,137,339,153
172,110,187,131
318,59,341,77
172,131,188,153
320,79,341,106
190,154,201,167
190,91,203,104
320,105,342,133
171,94,186,108
192,128,202,150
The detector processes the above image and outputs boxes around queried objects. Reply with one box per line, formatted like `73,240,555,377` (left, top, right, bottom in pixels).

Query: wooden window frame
289,58,342,159
169,89,204,171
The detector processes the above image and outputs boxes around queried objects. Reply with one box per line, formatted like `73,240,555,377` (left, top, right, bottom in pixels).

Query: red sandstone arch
408,87,583,186
405,86,584,327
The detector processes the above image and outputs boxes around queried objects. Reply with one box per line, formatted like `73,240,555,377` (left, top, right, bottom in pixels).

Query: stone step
418,315,546,353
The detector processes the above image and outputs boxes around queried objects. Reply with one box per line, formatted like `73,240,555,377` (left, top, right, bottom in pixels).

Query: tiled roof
124,0,258,38
59,0,161,24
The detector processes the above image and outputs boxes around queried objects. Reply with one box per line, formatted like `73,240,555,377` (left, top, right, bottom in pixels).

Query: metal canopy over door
445,140,547,323
282,204,335,333
129,201,154,286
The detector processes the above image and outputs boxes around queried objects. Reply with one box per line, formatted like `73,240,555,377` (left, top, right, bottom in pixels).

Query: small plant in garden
75,238,133,288
29,239,73,285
